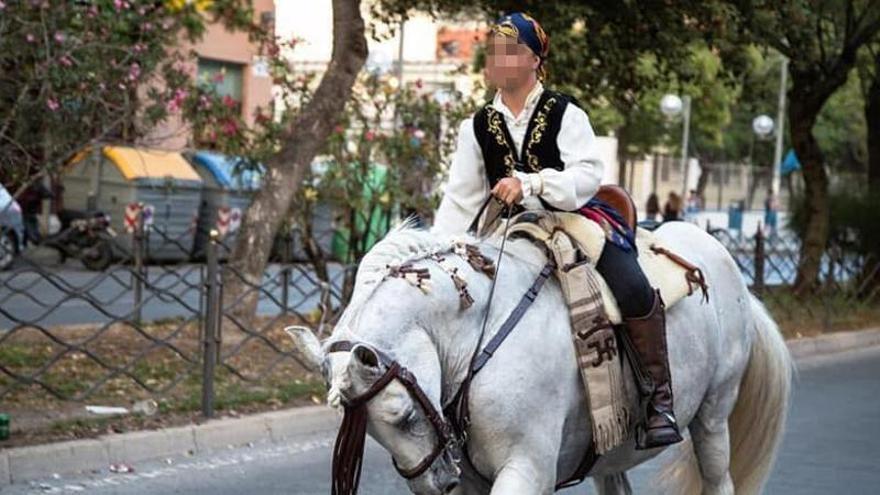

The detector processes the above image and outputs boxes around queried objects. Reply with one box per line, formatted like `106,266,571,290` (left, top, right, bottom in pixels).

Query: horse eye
399,409,418,427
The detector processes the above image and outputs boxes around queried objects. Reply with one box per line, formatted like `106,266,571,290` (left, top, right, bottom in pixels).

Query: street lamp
660,94,692,198
752,114,774,139
746,114,774,210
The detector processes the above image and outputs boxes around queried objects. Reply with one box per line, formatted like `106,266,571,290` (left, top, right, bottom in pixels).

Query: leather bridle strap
328,340,455,481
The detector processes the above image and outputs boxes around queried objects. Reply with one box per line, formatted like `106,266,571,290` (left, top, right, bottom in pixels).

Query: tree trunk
867,59,880,194
695,161,714,206
789,87,832,294
615,122,629,188
223,0,367,319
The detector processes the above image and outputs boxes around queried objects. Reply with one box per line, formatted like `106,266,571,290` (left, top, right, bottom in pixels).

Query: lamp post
771,58,788,197
746,114,774,209
660,93,692,198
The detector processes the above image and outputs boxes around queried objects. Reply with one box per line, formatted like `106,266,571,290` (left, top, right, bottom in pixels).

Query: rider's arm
514,104,604,211
431,118,489,237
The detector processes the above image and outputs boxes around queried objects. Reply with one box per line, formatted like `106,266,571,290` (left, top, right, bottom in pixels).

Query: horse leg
592,472,633,495
689,410,735,495
489,457,556,495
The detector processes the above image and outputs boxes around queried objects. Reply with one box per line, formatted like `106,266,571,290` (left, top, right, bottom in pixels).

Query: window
197,58,244,103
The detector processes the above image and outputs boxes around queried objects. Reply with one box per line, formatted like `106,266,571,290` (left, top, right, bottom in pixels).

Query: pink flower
334,125,344,134
128,62,141,81
59,55,73,67
415,79,423,89
25,33,35,43
53,32,65,44
222,95,238,109
46,98,60,111
222,120,239,136
0,1,6,10
365,130,376,142
212,72,225,83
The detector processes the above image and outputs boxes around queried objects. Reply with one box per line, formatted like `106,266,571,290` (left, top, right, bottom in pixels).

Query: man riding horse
431,12,683,450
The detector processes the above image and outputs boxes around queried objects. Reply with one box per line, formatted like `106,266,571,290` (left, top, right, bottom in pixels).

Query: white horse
288,220,793,495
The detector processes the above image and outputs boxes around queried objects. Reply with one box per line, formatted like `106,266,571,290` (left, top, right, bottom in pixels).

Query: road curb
2,328,879,486
1,405,340,487
786,327,880,359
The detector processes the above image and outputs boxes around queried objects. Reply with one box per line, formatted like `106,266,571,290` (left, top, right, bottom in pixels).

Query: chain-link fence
0,216,349,442
709,225,880,336
3,215,879,443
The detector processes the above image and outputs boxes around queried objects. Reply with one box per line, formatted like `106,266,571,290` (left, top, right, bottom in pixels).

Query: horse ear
351,344,380,370
284,325,325,373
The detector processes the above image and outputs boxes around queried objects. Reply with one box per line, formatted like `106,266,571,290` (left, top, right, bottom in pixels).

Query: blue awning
191,151,263,191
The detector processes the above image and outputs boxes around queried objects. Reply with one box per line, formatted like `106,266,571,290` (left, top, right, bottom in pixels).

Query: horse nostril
443,480,459,494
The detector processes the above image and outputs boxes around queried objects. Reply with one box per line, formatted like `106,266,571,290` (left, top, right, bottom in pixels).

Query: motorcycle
40,209,117,271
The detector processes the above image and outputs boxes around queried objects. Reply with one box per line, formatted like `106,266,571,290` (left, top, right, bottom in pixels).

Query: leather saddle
593,184,638,231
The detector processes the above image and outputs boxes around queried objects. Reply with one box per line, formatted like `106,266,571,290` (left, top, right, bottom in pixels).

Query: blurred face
485,34,539,91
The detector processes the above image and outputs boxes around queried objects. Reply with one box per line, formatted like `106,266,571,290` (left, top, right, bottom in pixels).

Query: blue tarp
191,151,263,191
780,149,801,175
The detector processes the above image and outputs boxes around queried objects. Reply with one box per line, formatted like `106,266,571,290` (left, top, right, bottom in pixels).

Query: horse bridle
327,339,460,494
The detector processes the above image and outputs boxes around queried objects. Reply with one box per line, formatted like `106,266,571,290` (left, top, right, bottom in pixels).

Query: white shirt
431,82,604,237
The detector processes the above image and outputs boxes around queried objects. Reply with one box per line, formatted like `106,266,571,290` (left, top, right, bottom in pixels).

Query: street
6,345,879,494
0,261,346,330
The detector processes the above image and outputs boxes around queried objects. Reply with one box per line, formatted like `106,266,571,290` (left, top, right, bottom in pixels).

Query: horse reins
327,340,460,495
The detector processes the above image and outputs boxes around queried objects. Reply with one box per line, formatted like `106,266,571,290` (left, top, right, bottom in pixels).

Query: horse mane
338,216,546,331
340,218,454,327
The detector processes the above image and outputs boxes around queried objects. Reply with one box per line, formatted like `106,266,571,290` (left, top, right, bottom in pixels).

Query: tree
714,0,880,293
859,40,880,192
0,0,204,195
224,0,368,317
0,0,283,197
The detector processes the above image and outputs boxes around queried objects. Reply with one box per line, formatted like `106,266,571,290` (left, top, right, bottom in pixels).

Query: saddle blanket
508,211,708,323
505,211,708,454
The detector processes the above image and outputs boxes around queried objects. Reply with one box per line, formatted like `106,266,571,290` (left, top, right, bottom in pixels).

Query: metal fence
2,218,878,432
709,225,880,335
0,219,349,424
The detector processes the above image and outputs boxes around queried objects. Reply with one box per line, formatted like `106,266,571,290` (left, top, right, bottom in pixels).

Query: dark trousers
595,241,655,318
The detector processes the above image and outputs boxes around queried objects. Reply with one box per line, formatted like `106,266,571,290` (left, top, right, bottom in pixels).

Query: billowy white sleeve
514,104,604,211
430,118,489,237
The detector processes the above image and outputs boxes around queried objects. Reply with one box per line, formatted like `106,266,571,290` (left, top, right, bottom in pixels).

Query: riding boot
622,289,683,450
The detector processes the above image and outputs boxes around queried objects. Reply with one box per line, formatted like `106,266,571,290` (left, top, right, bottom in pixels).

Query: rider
430,12,683,450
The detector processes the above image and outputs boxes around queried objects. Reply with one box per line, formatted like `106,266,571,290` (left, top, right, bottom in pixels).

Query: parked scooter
40,209,117,271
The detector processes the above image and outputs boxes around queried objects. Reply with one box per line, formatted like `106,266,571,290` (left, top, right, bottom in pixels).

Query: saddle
505,210,708,324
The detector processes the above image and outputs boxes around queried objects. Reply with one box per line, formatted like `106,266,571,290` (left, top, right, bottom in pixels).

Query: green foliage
294,72,479,267
788,189,880,257
0,0,274,195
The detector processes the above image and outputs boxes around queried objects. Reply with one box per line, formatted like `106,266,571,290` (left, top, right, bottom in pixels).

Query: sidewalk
2,327,879,487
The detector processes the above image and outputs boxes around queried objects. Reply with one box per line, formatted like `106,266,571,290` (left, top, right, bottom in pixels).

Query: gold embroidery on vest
524,96,557,172
486,107,517,176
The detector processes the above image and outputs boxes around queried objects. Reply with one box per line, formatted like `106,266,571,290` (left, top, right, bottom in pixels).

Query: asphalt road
7,345,880,494
0,260,346,330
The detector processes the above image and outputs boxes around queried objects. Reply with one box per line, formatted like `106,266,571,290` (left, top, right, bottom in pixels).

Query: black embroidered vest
472,89,578,202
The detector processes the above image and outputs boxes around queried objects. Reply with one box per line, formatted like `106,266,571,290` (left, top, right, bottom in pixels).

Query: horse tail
726,294,793,493
659,294,793,494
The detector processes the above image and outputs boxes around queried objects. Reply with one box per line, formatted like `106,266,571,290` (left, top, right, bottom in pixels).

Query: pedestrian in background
663,191,682,222
645,192,660,222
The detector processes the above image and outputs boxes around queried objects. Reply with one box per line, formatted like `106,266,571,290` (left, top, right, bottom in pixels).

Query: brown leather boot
622,289,683,450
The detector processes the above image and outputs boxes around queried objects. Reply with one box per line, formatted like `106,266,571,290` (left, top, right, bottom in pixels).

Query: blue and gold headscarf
490,12,550,79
